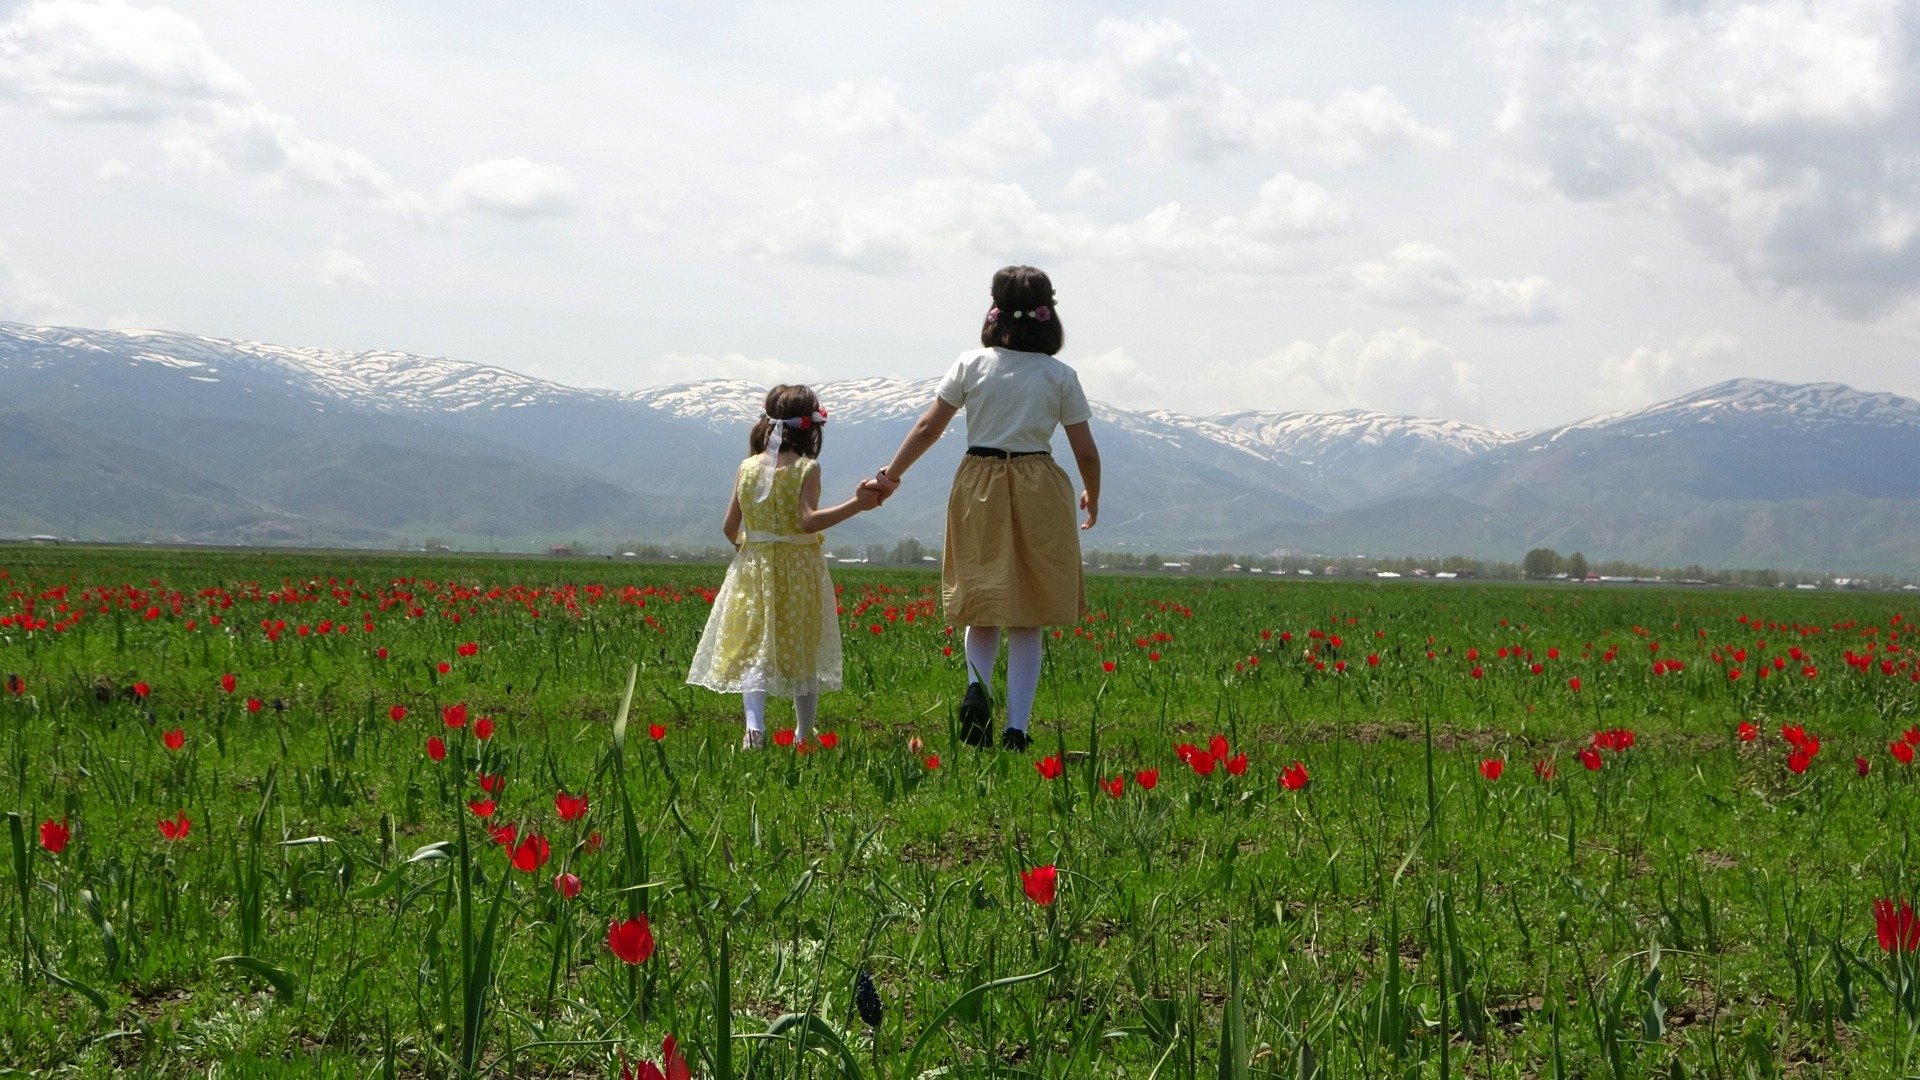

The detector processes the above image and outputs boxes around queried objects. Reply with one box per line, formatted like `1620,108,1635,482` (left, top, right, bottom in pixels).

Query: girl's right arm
721,490,743,546
1064,421,1100,529
878,397,959,486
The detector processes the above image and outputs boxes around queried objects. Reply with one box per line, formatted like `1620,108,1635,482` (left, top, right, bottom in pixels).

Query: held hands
858,468,901,507
851,482,884,511
1079,491,1098,530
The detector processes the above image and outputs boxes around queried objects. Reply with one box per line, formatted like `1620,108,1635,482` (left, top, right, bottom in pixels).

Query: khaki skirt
943,453,1087,628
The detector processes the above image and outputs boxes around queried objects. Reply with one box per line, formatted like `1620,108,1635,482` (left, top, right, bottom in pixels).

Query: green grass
4,543,1920,1077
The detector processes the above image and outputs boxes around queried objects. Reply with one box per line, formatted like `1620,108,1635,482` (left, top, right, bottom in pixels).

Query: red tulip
489,823,519,847
1102,775,1126,798
468,798,497,819
443,703,468,729
1035,755,1064,780
1534,758,1557,781
426,736,447,761
1737,721,1758,742
1279,761,1310,791
157,810,190,840
1208,734,1229,762
477,772,504,795
774,729,795,748
1224,752,1249,776
474,717,495,741
1894,742,1915,766
1101,661,1116,674
1470,666,1484,680
1859,756,1873,776
1905,726,1920,746
1875,899,1920,953
818,731,839,749
1021,864,1058,906
1566,677,1581,692
1135,768,1159,790
510,834,551,873
923,754,941,769
607,915,655,964
132,682,151,699
437,661,452,675
39,817,70,853
1479,758,1504,781
1787,750,1812,774
553,872,582,899
555,791,590,821
246,697,264,713
376,646,389,660
1189,751,1217,777
1578,748,1603,771
161,728,185,752
389,705,408,723
220,673,236,694
648,723,667,741
457,641,479,657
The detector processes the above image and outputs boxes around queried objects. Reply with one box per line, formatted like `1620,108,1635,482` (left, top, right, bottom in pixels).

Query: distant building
548,543,574,557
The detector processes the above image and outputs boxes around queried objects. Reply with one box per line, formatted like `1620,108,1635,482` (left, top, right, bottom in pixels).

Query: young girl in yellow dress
687,385,882,748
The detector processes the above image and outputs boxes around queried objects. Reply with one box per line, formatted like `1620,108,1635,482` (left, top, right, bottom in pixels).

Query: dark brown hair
979,265,1064,355
748,384,824,458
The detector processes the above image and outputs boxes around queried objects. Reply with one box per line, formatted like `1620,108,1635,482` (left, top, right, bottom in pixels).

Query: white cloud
734,171,1347,276
1592,330,1746,411
791,78,920,138
1062,167,1110,200
1348,241,1572,323
1489,0,1920,317
984,17,1447,166
0,0,252,120
317,244,374,287
0,0,569,222
441,158,580,220
638,352,821,388
1238,328,1483,419
1073,330,1481,420
0,243,83,324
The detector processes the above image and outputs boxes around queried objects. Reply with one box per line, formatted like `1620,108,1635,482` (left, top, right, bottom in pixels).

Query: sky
3,0,1919,432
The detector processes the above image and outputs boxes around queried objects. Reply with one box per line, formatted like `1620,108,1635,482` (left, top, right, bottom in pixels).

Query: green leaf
611,663,638,753
902,965,1057,1077
214,955,303,1002
744,1013,865,1079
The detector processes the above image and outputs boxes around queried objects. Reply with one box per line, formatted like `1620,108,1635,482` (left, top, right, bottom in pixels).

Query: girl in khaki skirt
869,266,1102,751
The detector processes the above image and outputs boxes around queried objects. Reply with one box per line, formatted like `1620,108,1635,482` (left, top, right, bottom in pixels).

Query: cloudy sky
3,0,1918,430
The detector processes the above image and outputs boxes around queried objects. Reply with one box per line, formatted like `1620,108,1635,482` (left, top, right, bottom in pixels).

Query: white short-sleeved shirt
934,347,1093,454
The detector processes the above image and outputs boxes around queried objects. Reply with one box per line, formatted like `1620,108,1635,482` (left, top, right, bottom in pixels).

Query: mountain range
4,319,1919,571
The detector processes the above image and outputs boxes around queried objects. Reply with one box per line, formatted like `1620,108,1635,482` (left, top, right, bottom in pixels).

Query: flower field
5,545,1920,1077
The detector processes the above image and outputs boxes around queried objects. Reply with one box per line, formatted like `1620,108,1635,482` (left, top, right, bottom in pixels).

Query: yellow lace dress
686,456,842,697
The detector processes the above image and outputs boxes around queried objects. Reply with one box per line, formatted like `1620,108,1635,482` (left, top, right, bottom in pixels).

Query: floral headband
986,300,1055,323
753,407,828,501
766,408,828,429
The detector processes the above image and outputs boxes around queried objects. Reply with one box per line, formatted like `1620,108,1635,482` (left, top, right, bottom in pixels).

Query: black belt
967,446,1049,459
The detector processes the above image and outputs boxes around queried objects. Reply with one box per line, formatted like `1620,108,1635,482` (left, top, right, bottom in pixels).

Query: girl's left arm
721,490,743,546
799,465,880,533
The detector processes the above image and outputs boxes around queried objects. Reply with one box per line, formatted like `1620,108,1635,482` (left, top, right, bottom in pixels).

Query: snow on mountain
626,376,939,428
0,322,594,413
1206,409,1514,460
1545,378,1920,443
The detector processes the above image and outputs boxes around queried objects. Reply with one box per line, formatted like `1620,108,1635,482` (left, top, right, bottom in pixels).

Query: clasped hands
855,469,900,509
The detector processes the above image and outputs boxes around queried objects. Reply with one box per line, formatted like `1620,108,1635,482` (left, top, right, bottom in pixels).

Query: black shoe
999,727,1030,752
959,682,992,747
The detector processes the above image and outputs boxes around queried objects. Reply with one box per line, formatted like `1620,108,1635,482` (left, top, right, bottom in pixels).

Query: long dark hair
748,384,824,458
979,265,1064,355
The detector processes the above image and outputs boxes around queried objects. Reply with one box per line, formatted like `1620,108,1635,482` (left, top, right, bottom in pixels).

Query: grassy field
4,543,1920,1078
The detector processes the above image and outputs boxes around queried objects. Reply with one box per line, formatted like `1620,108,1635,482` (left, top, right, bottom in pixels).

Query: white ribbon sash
743,530,821,546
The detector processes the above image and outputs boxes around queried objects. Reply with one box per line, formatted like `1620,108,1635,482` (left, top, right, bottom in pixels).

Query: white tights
743,690,817,740
963,625,1043,732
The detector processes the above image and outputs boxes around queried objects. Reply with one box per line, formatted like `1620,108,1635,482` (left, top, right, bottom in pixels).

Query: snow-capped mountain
6,319,1920,569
